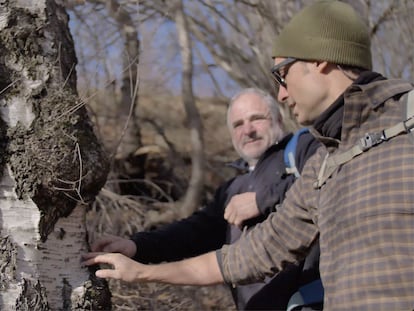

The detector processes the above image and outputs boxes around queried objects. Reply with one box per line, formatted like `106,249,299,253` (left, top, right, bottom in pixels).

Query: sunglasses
271,58,297,89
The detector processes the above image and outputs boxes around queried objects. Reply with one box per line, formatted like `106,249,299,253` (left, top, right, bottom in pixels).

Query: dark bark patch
0,46,12,178
70,272,112,311
7,88,109,242
0,236,17,291
1,9,37,53
0,116,7,180
62,278,72,310
15,279,49,311
84,272,112,311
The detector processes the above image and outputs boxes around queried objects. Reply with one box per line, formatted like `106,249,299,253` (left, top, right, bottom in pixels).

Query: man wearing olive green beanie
230,1,414,309
83,1,414,310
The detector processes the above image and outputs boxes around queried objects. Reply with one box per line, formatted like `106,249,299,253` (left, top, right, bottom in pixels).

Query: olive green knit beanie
272,0,372,70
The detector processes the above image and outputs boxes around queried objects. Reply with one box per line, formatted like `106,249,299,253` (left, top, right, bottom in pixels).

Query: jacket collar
312,94,343,141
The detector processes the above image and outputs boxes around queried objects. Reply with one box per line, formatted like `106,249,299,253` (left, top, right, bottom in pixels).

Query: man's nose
242,122,255,135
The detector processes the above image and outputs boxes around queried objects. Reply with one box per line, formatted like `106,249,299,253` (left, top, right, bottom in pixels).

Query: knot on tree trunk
7,90,109,241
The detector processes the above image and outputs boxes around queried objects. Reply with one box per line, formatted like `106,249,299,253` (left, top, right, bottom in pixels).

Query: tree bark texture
0,0,110,310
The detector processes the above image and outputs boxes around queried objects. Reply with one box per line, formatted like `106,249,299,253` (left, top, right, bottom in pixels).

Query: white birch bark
0,167,90,309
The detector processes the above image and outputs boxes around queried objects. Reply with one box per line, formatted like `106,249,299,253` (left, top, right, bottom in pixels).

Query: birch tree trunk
0,0,110,310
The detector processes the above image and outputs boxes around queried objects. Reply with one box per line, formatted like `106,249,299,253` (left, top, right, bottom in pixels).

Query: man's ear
316,61,330,73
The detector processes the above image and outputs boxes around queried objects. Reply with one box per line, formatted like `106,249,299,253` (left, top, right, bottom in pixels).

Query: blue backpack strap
299,279,324,305
284,128,309,178
405,89,414,120
287,279,324,311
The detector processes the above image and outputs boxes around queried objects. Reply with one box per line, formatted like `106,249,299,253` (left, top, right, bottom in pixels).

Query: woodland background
64,0,413,310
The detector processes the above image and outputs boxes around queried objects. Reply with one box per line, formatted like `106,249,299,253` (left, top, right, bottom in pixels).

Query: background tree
0,1,110,309
173,0,205,218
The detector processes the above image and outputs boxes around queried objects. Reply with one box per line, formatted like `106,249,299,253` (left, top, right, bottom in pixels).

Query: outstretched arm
82,251,224,286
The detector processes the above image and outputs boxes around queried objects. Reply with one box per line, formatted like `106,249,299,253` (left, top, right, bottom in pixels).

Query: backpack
284,127,309,178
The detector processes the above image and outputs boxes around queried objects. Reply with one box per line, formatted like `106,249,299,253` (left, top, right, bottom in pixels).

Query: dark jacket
131,131,320,310
226,133,321,310
218,74,414,310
